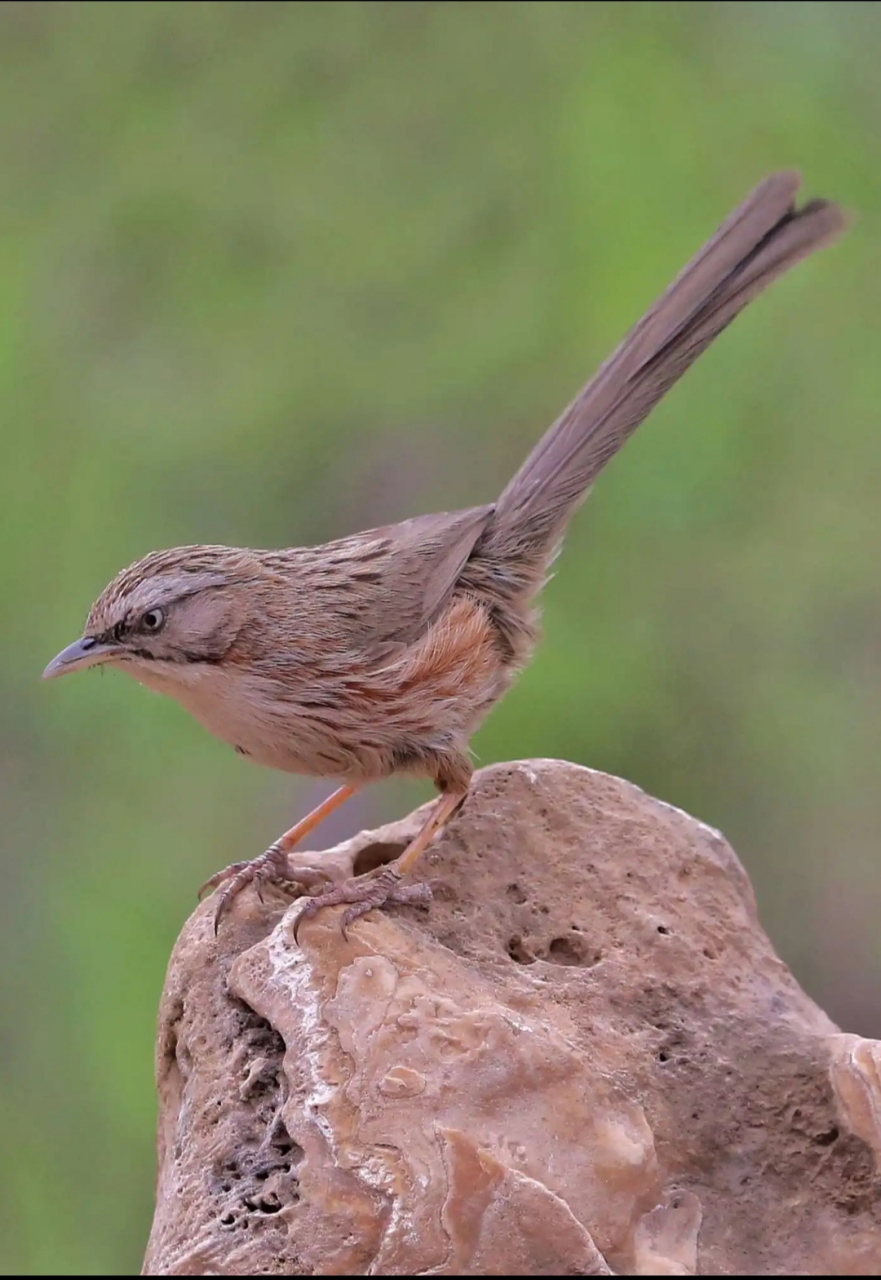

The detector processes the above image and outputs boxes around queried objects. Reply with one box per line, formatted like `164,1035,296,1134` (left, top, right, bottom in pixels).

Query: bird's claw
291,864,432,944
198,859,252,901
202,850,333,935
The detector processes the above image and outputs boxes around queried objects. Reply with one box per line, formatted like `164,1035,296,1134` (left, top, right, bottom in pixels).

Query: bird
43,171,846,941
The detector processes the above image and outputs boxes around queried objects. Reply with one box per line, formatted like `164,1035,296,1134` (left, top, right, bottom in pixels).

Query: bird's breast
122,595,510,781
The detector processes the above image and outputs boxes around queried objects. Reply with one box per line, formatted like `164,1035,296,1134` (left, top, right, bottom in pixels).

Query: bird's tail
486,172,845,577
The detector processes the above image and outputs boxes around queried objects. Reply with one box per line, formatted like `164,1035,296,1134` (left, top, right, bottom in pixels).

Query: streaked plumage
45,172,846,932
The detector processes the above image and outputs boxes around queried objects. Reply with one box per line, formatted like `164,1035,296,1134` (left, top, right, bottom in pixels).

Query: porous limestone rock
142,760,881,1276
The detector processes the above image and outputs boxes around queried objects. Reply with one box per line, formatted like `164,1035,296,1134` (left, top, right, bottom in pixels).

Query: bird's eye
140,608,165,634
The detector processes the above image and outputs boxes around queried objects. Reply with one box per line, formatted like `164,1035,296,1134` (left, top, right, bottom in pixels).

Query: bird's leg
203,783,359,932
292,784,468,944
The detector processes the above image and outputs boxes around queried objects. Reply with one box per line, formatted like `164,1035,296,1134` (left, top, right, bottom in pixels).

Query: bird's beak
42,637,116,680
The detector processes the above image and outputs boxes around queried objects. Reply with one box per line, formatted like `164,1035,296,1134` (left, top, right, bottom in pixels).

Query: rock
141,760,881,1276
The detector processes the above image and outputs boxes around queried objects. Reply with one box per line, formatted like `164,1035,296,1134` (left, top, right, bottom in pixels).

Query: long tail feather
489,172,845,566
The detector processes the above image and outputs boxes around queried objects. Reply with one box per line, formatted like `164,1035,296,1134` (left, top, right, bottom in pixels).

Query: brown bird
43,172,845,940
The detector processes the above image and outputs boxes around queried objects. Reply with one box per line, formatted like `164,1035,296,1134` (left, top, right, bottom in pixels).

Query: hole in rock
352,841,407,877
657,924,671,935
245,1193,282,1215
271,1127,303,1166
547,935,592,966
506,882,527,904
814,1126,840,1147
658,1050,670,1063
507,936,535,964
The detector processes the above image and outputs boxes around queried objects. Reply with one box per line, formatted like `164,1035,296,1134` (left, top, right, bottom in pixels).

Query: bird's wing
295,504,495,656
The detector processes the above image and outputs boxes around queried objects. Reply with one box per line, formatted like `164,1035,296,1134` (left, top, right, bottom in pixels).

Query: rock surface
142,760,881,1276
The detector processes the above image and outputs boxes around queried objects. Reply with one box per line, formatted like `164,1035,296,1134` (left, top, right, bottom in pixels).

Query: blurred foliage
1,1,880,1272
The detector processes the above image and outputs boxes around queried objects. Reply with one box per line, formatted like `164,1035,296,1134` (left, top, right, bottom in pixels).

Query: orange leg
395,788,465,874
203,783,359,932
292,786,467,943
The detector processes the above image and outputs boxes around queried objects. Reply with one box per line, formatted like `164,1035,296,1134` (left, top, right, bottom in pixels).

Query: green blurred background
1,1,879,1272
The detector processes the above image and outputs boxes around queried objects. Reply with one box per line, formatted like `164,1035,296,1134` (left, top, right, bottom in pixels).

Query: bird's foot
291,864,432,944
201,845,333,934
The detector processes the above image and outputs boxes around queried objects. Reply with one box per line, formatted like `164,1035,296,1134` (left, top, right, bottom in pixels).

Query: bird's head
42,546,262,683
